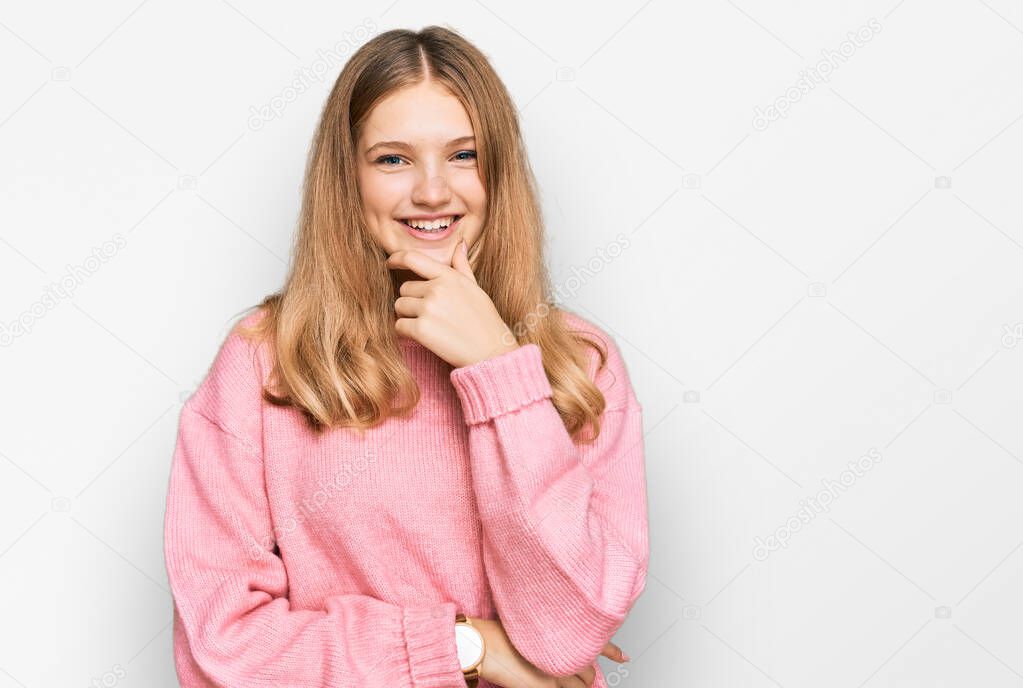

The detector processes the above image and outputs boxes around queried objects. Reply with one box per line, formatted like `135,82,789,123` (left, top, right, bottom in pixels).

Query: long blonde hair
236,25,609,441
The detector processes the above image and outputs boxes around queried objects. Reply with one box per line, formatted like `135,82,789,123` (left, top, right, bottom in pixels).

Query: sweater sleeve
164,320,465,688
448,332,650,677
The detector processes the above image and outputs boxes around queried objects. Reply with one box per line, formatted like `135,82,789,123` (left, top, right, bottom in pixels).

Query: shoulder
183,307,272,443
215,307,272,382
556,308,640,413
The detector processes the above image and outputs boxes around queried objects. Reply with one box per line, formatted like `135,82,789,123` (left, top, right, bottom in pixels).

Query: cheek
361,174,410,216
450,173,486,211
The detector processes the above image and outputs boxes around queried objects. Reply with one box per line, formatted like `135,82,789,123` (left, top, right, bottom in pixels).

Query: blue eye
374,151,476,166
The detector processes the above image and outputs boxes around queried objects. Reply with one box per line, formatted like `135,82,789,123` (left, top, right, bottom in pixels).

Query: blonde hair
236,25,609,441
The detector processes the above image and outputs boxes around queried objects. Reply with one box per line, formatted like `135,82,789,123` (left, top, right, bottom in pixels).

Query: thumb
451,239,476,282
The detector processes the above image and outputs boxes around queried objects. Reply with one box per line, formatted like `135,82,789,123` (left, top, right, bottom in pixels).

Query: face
356,79,486,269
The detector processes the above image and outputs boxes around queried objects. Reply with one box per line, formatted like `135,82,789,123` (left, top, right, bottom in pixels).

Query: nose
411,168,452,207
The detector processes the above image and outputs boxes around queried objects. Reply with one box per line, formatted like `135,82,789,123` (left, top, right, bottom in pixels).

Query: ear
451,240,477,283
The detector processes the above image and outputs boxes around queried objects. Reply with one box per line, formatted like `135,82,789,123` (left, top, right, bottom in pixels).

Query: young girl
164,25,648,688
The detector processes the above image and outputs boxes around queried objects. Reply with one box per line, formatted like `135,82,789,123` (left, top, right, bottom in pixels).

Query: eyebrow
365,135,475,155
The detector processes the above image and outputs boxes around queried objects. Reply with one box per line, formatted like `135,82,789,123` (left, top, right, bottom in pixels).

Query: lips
398,215,461,241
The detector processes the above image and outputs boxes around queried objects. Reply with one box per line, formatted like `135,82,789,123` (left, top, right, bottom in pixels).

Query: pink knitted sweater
163,308,649,687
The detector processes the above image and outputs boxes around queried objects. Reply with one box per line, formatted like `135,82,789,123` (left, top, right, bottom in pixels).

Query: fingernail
621,651,630,662
461,240,468,254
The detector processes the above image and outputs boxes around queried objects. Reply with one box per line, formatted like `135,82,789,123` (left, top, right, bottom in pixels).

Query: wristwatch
454,612,485,687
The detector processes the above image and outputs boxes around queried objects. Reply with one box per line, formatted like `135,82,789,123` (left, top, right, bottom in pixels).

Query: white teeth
405,216,455,230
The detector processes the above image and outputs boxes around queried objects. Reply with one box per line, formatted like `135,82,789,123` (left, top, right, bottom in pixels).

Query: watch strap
455,613,480,687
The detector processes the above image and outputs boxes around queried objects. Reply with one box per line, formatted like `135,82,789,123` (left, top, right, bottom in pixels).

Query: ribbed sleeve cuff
449,344,553,425
403,603,463,688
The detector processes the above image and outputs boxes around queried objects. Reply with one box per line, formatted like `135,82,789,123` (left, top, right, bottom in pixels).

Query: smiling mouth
398,215,462,232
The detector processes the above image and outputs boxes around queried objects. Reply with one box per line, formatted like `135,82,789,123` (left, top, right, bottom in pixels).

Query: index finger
385,249,449,280
600,641,627,663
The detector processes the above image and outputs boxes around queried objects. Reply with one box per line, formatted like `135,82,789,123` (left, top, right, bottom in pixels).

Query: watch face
455,623,484,668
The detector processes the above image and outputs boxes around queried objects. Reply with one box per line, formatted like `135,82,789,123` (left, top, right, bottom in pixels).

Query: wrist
455,613,485,687
472,341,520,367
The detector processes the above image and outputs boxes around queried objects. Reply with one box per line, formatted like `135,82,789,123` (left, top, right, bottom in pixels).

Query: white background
1,0,1022,686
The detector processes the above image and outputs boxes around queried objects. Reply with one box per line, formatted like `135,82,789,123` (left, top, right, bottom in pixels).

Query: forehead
360,81,473,148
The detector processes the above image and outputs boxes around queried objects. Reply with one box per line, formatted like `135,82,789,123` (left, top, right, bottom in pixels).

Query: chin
398,232,459,250
419,242,459,258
